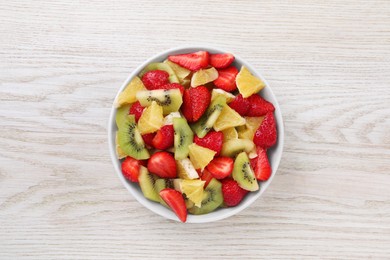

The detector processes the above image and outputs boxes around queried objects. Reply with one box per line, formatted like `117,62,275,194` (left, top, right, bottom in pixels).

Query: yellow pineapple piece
191,67,218,87
176,158,199,180
211,89,236,103
221,127,238,142
236,66,265,98
116,76,146,107
164,59,191,83
213,105,246,131
237,116,265,140
188,143,216,170
138,101,164,134
175,179,205,207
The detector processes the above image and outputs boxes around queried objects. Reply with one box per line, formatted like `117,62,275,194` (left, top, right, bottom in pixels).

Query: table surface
1,1,389,259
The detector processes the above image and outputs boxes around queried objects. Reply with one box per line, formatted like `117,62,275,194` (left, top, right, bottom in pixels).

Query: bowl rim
108,45,284,223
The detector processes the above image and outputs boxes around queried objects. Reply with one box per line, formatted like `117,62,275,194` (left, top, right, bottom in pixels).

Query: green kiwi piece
232,152,259,191
173,117,194,160
154,178,174,207
115,104,131,128
220,138,255,157
188,178,223,215
138,166,160,202
117,114,150,160
192,96,226,138
136,89,183,115
139,62,179,83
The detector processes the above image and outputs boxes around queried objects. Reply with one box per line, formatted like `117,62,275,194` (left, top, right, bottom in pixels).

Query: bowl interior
108,46,284,223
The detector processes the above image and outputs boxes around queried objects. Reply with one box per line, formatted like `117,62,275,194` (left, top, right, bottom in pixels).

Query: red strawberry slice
152,125,174,150
159,83,185,95
121,156,142,182
210,53,234,69
194,131,223,156
253,112,277,148
250,147,272,181
213,66,239,92
159,188,187,222
228,94,250,116
199,169,213,188
129,101,144,122
141,70,169,90
221,178,249,207
147,151,177,178
206,157,234,179
142,133,155,148
246,94,275,117
181,86,210,122
168,51,210,71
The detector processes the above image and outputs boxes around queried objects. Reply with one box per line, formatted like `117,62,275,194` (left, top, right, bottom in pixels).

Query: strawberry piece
129,101,144,122
152,125,174,150
159,83,185,95
181,86,210,122
206,157,234,179
250,147,272,181
121,156,142,182
213,66,239,92
147,151,177,178
142,133,155,148
210,53,234,69
159,188,187,222
221,178,249,207
194,131,223,156
246,94,275,117
253,112,277,148
228,94,250,116
168,51,209,71
199,169,213,188
141,70,169,90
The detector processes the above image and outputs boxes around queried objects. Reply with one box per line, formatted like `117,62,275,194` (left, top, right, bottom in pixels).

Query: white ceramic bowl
108,46,284,223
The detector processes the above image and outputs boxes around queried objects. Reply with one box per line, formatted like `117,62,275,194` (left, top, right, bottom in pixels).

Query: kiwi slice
154,178,174,207
220,139,255,157
138,166,160,202
115,104,131,128
139,62,179,83
136,89,183,115
173,117,194,160
188,178,223,215
192,96,226,138
117,114,150,160
232,152,259,191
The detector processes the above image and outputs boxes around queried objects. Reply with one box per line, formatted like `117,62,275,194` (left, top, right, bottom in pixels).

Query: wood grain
1,0,389,259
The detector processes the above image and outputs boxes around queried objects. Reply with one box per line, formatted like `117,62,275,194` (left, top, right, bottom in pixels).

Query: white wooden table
1,1,389,259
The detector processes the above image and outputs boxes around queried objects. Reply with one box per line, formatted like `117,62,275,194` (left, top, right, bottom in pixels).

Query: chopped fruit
174,179,205,207
147,151,177,178
159,188,187,222
236,66,265,98
142,133,156,148
141,70,170,90
250,147,272,181
181,86,211,122
116,76,146,107
129,101,145,122
213,105,246,131
115,132,127,159
164,59,191,83
137,101,164,134
188,178,223,215
191,67,219,87
213,66,239,92
140,63,179,83
253,112,277,148
221,178,249,207
232,152,259,191
246,94,275,117
136,89,183,115
211,88,236,103
116,104,132,128
188,143,216,170
200,169,213,188
159,83,185,95
138,166,159,202
221,138,255,157
168,51,210,71
221,127,238,142
229,94,250,116
154,178,174,207
237,116,265,140
152,125,174,150
121,156,142,182
163,112,181,125
176,158,199,179
173,117,194,160
210,53,235,69
194,131,223,156
206,157,234,179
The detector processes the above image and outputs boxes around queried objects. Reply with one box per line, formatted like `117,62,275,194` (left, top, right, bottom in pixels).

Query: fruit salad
115,51,277,222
